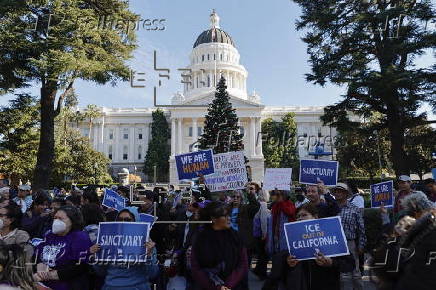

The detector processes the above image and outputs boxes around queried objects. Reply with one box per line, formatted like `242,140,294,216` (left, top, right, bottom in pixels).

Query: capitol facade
79,11,337,184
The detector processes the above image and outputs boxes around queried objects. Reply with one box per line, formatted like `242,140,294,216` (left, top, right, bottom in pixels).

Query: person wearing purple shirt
33,205,93,290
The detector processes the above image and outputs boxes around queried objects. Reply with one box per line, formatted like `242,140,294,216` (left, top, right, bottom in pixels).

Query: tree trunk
33,84,57,190
386,103,409,177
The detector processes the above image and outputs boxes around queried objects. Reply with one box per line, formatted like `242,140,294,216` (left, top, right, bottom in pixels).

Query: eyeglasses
118,218,133,222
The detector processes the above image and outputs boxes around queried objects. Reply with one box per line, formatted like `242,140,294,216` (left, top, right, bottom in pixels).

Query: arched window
123,145,128,160
108,145,113,160
138,145,142,160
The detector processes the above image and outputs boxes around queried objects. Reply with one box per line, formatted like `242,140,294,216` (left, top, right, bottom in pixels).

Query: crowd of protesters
0,174,435,290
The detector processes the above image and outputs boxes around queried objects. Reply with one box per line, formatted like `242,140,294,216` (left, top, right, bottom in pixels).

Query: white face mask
52,219,67,234
186,211,193,218
0,218,3,230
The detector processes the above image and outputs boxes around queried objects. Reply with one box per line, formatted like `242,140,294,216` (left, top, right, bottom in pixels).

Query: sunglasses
118,217,133,222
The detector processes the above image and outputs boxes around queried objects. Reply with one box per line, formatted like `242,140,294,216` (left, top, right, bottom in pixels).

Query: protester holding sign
264,204,354,290
191,202,248,290
33,205,93,290
305,183,339,218
266,190,296,256
331,183,365,290
91,207,159,290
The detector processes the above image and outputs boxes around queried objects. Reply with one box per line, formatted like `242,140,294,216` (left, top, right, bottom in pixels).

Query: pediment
181,93,264,108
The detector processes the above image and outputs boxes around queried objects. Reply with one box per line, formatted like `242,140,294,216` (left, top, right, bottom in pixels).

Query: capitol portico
79,11,337,184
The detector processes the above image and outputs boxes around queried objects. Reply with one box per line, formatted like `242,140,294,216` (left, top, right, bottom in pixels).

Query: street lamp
373,130,383,181
94,162,98,185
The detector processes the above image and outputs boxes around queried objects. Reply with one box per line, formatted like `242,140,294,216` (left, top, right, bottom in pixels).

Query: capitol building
79,11,337,184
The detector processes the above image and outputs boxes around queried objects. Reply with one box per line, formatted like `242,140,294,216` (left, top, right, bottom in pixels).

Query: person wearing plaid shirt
332,183,366,290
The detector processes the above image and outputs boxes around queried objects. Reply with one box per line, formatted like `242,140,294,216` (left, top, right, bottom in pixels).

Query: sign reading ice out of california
284,216,349,261
370,180,393,208
299,159,339,186
175,149,215,180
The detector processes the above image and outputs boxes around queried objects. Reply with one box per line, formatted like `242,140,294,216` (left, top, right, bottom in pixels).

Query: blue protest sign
96,222,151,262
371,180,394,208
299,159,339,186
138,213,156,225
432,168,436,180
175,150,215,180
102,189,126,211
284,216,349,261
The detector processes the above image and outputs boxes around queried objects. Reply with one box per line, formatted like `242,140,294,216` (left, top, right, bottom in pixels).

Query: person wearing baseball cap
12,184,33,214
332,182,365,290
394,175,415,216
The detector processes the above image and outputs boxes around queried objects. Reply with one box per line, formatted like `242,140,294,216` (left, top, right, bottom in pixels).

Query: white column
256,117,263,156
171,118,176,156
115,126,120,162
192,118,198,151
250,117,256,157
144,122,150,152
178,118,183,154
129,126,135,162
100,116,105,152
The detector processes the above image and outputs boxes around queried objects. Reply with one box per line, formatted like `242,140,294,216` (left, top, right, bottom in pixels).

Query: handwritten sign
175,150,215,180
371,180,393,208
299,159,339,186
96,222,151,262
284,216,349,260
205,151,248,192
263,168,293,190
102,189,126,211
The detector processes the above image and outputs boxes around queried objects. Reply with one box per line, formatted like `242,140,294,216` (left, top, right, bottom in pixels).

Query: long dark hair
193,202,243,279
0,242,34,290
56,205,84,231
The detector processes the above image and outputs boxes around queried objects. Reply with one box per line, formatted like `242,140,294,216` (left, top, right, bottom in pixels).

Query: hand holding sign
286,255,299,267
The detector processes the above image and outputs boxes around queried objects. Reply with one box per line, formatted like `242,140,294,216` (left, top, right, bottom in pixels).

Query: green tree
404,125,436,180
144,109,170,182
198,76,244,154
292,0,435,176
0,94,39,182
261,112,299,176
82,104,103,140
0,0,137,189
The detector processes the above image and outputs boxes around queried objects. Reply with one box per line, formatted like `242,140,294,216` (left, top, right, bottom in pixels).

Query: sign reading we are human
370,180,394,208
284,216,349,261
175,150,215,180
205,151,248,192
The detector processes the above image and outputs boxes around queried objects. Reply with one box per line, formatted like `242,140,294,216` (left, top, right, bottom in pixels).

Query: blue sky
1,0,434,118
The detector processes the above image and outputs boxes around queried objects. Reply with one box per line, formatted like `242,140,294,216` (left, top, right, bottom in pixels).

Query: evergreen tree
144,109,170,182
261,112,299,177
198,76,244,154
292,0,435,176
0,0,137,189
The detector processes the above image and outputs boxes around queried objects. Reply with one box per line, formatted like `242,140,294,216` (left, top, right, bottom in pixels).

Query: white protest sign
263,168,292,190
205,151,248,192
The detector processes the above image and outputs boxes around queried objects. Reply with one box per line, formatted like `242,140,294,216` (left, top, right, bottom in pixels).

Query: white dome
120,168,129,174
171,92,185,105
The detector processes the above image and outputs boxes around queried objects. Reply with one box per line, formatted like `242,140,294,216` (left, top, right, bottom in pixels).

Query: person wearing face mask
263,203,355,290
191,202,248,290
91,207,159,290
33,205,93,290
0,204,30,246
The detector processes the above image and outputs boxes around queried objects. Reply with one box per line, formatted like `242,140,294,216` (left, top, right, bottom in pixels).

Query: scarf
272,200,296,237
